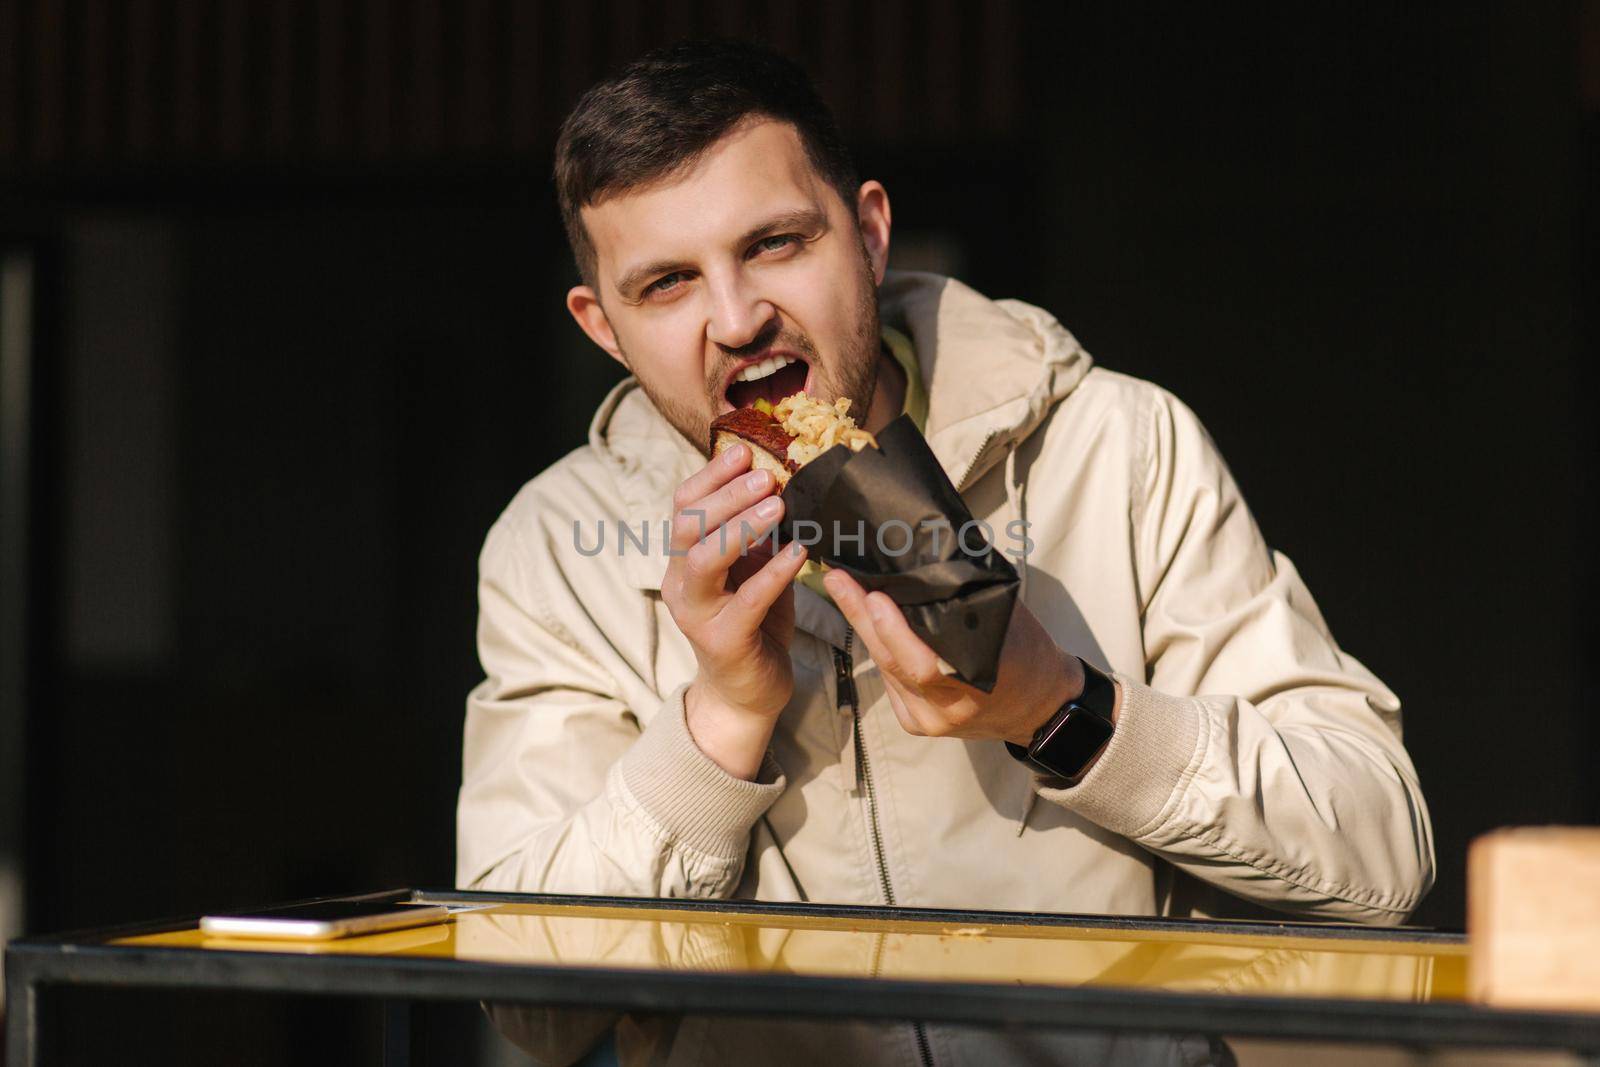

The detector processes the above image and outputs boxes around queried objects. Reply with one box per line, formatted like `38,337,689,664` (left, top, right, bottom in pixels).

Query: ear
566,285,629,369
855,180,892,284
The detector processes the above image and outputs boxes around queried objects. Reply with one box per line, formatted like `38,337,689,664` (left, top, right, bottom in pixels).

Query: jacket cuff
1034,673,1207,839
616,684,786,861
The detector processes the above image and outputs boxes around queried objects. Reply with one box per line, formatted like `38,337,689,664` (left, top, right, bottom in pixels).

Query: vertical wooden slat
1581,0,1600,114
978,0,1019,136
216,0,249,157
705,0,751,42
410,0,442,154
557,0,592,119
925,0,961,138
123,0,156,157
652,0,693,50
314,0,345,153
868,0,908,141
457,0,492,151
172,0,204,154
79,0,113,160
32,0,65,163
605,0,641,75
761,0,801,58
819,0,856,134
506,0,540,150
265,0,296,152
0,0,18,160
361,0,392,156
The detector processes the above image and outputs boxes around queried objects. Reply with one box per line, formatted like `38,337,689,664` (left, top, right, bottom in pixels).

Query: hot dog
709,394,877,487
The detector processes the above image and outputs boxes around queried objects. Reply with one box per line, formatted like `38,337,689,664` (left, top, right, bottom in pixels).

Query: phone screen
220,900,425,922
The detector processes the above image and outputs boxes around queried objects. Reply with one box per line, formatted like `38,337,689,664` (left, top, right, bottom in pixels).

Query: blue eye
756,235,797,254
649,272,688,295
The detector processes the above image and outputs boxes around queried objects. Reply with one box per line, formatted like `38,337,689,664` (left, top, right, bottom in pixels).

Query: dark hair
554,39,859,285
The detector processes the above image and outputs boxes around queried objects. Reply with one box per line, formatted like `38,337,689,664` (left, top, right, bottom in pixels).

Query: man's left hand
823,569,1087,746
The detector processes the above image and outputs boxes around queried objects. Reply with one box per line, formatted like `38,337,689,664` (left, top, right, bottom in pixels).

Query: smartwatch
1005,658,1117,784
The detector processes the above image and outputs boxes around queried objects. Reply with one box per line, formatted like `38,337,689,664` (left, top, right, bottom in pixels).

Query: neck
863,344,906,434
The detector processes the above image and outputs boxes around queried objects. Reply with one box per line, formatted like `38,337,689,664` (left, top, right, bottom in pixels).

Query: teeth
733,354,796,383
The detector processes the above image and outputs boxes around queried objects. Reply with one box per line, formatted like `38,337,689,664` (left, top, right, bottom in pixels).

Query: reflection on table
120,900,1465,1002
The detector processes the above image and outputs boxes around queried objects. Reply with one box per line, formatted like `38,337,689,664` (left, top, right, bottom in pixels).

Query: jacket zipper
835,627,935,1067
955,429,1003,491
835,628,894,906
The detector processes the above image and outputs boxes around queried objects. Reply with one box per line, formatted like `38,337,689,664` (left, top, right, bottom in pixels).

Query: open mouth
723,353,811,410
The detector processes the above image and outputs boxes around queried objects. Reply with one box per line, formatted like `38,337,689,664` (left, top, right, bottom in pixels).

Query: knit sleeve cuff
615,684,786,861
1033,673,1207,839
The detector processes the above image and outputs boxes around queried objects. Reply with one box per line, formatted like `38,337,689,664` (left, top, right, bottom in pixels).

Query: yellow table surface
113,901,1467,1004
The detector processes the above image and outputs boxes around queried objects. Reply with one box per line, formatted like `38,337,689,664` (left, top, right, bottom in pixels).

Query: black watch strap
1006,658,1117,784
1073,659,1117,718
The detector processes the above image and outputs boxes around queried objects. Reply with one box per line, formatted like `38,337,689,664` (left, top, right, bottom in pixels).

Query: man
457,40,1433,1065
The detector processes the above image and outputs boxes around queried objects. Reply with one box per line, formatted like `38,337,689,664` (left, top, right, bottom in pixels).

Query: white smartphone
199,899,451,941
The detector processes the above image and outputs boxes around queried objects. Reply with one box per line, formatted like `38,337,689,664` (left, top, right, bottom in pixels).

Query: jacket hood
587,271,1094,589
876,271,1093,489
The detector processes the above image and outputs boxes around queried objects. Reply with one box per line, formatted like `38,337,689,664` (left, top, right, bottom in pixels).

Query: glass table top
113,898,1467,1003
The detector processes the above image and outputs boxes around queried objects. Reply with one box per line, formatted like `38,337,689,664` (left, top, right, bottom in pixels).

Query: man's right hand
662,442,809,779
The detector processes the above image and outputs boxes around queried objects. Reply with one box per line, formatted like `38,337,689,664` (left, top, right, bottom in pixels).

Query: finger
672,442,752,515
827,572,921,689
680,494,787,602
718,540,808,632
843,604,942,736
822,570,882,653
885,667,955,736
821,566,860,600
881,679,927,737
670,466,777,552
828,574,950,735
863,591,946,689
828,576,907,690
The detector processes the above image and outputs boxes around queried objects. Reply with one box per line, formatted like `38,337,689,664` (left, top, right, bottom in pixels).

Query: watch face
1033,706,1115,780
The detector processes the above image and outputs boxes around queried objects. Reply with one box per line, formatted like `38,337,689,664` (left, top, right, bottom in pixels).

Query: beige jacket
456,272,1434,1064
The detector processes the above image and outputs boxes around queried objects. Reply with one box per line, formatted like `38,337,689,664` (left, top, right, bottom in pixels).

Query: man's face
568,119,889,454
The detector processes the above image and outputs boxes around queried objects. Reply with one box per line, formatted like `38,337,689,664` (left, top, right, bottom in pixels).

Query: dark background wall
0,2,1595,1064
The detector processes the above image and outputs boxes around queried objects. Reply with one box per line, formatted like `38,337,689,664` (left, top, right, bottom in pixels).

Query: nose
704,271,775,352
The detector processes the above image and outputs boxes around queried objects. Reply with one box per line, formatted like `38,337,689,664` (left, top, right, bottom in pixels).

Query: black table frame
7,888,1600,1065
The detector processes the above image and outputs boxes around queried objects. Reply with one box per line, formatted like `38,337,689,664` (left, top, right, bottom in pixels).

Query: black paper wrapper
777,414,1018,691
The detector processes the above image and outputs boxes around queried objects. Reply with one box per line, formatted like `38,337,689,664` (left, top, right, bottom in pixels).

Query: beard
624,256,883,459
